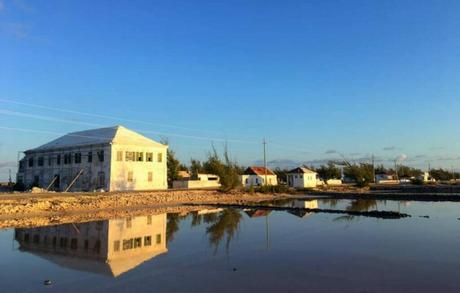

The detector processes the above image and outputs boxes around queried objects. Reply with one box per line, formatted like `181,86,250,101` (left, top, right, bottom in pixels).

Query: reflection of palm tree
166,213,184,243
334,200,378,222
346,200,377,212
206,209,242,253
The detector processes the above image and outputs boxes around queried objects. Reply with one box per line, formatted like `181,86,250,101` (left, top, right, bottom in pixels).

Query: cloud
430,147,444,151
325,150,337,154
395,154,408,163
0,1,4,11
383,146,397,151
0,161,16,168
414,154,427,159
0,22,29,38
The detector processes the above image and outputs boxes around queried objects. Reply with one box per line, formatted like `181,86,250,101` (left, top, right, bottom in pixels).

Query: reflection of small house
14,214,167,277
245,209,272,218
286,167,318,188
288,200,318,218
240,167,278,187
172,173,221,189
375,172,399,184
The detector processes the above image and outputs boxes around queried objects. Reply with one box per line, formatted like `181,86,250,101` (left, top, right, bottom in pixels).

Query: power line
0,97,224,135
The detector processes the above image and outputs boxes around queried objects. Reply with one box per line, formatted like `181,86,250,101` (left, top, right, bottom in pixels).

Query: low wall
172,180,221,189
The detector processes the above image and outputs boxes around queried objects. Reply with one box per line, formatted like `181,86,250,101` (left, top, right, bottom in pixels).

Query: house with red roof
240,166,278,187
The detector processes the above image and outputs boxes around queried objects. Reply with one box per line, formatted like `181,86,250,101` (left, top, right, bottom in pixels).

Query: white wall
109,145,167,191
17,145,111,191
287,173,317,188
240,174,278,187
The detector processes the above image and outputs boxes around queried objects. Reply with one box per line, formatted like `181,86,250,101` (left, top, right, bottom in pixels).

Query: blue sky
1,0,460,180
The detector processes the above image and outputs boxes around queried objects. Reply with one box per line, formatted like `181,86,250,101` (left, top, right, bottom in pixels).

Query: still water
1,199,460,293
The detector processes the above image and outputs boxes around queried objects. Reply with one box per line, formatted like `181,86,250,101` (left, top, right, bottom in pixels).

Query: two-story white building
16,125,168,191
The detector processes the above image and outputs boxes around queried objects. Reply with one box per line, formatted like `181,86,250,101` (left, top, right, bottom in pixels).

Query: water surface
1,199,460,292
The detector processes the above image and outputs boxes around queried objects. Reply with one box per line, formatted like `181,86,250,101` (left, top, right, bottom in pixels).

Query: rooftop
26,126,167,153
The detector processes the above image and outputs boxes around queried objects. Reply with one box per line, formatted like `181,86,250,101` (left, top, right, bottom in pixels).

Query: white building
375,172,399,184
16,126,168,192
240,167,278,187
172,173,221,189
286,167,318,188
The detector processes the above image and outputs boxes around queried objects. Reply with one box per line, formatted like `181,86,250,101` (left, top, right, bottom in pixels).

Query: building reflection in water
288,199,319,218
14,214,168,278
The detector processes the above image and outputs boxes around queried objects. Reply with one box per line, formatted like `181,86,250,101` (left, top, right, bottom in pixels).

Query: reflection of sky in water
1,200,460,292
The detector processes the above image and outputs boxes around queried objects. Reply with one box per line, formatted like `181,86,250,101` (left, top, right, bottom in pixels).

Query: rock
44,280,52,286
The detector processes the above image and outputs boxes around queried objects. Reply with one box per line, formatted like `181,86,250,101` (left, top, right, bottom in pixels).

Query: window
245,178,249,184
88,152,92,163
126,218,132,228
64,153,71,164
156,234,162,245
38,157,44,167
123,239,133,250
157,153,163,163
94,240,101,253
74,153,82,164
146,152,153,162
117,151,123,161
33,235,40,244
52,237,57,247
70,238,78,250
147,215,152,225
48,156,52,166
125,151,135,161
144,236,152,246
97,150,104,162
136,152,143,162
57,154,61,165
28,157,34,167
19,160,25,170
84,239,89,250
60,237,68,248
134,237,142,248
127,171,134,182
114,240,120,252
33,175,40,186
148,172,153,182
24,233,30,243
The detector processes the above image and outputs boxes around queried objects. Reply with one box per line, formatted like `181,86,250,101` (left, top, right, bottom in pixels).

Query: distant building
16,126,168,192
286,167,318,188
14,214,167,278
172,173,221,189
417,172,436,183
240,167,278,187
375,172,399,184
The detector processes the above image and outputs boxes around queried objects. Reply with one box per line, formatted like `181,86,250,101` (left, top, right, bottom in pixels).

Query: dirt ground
0,189,295,229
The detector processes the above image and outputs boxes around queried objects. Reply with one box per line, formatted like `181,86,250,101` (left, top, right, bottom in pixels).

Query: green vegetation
316,161,341,180
429,168,460,181
192,145,243,191
343,163,374,187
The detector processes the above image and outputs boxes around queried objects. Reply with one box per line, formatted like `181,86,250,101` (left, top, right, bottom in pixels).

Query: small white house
375,172,399,184
172,173,221,189
240,167,278,187
286,167,318,188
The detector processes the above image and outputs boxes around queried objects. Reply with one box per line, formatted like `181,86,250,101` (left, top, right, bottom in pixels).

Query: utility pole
372,154,375,183
394,159,399,181
263,138,267,186
8,169,12,185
